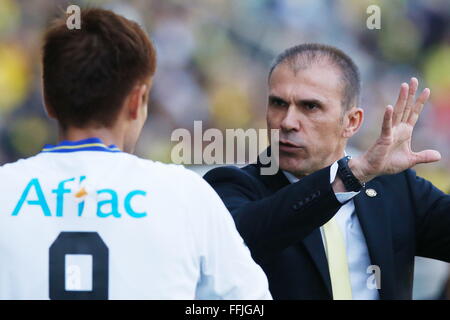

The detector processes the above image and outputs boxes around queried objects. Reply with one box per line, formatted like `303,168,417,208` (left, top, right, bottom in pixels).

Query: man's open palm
353,78,441,183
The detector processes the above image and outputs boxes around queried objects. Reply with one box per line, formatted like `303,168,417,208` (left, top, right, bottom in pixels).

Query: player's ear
127,84,148,120
342,106,364,138
42,93,57,120
44,104,57,119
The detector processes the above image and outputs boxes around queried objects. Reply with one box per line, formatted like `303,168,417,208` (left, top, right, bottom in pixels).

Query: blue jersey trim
41,137,122,153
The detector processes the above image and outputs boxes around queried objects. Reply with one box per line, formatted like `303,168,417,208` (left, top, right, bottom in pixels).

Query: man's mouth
278,140,303,152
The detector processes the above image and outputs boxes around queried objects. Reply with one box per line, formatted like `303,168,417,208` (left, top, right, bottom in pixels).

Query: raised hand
350,77,441,184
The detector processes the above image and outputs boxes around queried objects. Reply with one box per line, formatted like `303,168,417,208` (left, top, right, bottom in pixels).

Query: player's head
42,8,157,153
266,43,363,177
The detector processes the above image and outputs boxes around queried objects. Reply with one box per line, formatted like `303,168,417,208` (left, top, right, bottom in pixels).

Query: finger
392,83,409,125
381,105,393,138
413,149,441,165
407,88,431,126
401,77,418,122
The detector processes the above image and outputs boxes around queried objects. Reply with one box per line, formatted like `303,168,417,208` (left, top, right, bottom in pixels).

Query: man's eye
305,103,318,110
271,99,286,107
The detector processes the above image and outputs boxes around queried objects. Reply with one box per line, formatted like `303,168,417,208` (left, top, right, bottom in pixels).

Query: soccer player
0,8,271,300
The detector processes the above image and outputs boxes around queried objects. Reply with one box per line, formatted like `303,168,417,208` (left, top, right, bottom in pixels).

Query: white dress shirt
283,161,380,300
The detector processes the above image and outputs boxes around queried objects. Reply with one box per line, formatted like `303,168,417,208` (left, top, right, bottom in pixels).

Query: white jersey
0,138,271,300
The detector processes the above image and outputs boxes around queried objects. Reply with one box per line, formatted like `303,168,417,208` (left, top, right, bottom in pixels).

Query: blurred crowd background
0,0,449,299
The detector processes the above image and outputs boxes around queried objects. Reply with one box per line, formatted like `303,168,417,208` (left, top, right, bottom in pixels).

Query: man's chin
279,157,309,177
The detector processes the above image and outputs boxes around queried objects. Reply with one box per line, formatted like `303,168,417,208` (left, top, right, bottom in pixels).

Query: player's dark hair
269,43,360,110
42,8,157,129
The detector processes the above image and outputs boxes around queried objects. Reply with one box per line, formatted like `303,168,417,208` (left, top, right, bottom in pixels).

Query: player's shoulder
127,155,207,185
129,155,188,174
129,157,219,210
0,153,45,176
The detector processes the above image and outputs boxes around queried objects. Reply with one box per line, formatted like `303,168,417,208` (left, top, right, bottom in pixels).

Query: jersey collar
41,137,122,153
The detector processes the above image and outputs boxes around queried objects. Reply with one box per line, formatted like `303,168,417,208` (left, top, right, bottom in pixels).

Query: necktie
323,217,352,300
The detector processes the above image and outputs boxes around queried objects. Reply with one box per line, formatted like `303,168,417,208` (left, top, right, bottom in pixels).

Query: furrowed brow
295,98,323,106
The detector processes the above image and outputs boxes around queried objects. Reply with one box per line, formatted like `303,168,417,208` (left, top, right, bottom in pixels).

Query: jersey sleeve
182,169,272,300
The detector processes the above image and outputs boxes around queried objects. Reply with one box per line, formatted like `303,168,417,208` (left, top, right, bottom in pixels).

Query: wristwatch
337,156,365,192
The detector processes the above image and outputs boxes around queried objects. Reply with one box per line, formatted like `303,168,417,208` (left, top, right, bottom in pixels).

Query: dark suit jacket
203,160,450,300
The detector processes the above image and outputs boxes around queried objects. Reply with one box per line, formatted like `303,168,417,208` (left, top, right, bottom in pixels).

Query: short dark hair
268,43,360,110
42,8,157,129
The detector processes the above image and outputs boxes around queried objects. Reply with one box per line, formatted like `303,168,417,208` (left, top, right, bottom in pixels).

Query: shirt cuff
330,161,360,204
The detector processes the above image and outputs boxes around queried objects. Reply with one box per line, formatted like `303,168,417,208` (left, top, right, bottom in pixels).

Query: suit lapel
354,180,396,300
302,229,333,296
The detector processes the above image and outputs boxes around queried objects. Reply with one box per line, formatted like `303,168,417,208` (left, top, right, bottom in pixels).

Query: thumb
413,149,442,164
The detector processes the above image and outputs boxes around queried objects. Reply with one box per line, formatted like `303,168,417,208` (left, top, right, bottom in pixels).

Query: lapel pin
365,188,377,197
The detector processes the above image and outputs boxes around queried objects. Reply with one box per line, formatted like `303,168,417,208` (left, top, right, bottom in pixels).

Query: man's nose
280,105,300,131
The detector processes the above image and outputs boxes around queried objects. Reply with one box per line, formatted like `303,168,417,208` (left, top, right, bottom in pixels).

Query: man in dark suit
204,43,448,300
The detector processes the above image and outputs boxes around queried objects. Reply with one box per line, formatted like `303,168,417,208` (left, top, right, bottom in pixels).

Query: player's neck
59,126,125,150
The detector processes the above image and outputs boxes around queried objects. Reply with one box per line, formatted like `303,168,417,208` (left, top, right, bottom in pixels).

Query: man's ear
342,107,364,138
127,84,148,120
